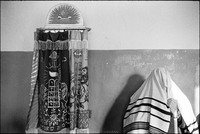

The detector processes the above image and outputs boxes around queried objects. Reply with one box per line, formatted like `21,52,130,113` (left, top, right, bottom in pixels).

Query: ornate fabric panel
68,30,89,132
25,45,39,132
26,30,89,133
38,49,70,132
34,38,69,50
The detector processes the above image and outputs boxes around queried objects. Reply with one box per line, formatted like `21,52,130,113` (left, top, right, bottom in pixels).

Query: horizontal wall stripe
1,48,199,52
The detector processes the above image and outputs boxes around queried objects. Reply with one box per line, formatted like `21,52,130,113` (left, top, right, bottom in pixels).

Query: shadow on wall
101,74,145,133
1,113,26,133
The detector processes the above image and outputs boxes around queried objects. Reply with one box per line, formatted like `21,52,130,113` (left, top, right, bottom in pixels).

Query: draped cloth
123,68,199,134
26,30,89,133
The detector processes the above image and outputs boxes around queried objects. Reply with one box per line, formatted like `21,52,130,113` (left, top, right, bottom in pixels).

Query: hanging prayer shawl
26,30,89,133
123,68,199,134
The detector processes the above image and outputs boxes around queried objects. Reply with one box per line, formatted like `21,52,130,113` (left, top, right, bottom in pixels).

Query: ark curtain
26,30,89,133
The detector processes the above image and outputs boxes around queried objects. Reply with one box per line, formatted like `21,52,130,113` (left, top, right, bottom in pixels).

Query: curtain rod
37,27,91,31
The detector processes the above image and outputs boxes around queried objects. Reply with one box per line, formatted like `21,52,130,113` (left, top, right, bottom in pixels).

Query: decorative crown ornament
44,3,84,29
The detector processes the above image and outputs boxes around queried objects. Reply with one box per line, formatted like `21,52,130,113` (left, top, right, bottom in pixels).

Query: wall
1,50,199,133
89,50,199,133
1,1,199,51
1,1,199,133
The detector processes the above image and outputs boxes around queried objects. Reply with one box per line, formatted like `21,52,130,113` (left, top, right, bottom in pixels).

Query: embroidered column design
69,30,89,133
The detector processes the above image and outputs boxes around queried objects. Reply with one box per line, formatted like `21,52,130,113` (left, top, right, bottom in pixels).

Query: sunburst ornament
45,3,84,29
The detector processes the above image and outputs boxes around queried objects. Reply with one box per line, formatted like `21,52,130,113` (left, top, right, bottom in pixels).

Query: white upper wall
1,1,199,51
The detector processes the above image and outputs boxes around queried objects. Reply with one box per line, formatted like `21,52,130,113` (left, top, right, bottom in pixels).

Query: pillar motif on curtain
25,3,90,134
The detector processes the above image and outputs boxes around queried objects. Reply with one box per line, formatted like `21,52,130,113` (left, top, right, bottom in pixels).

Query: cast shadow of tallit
101,74,145,133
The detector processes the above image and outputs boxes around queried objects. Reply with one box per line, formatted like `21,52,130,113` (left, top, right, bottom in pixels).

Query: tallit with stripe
123,68,199,134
